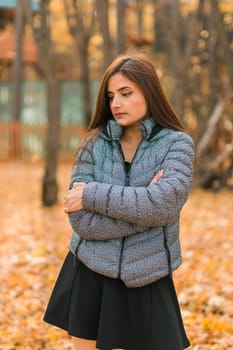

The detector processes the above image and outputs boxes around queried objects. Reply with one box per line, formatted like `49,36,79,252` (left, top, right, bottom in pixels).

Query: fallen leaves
175,188,233,349
0,161,232,349
0,161,73,350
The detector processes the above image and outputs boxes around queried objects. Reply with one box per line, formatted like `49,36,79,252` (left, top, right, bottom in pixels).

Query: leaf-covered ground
0,161,232,350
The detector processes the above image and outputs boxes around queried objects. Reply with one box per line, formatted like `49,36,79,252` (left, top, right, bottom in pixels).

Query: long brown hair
78,52,185,154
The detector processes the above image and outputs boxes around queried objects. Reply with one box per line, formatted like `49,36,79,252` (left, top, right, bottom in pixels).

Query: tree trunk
116,0,125,54
42,78,61,206
23,0,61,206
136,0,143,37
79,41,92,126
11,0,24,158
64,0,95,126
153,0,204,116
95,0,113,69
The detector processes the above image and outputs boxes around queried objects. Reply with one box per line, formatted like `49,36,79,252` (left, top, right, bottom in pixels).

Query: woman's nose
111,96,121,108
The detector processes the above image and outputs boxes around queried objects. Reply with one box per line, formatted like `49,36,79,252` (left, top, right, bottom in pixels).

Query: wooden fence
0,122,86,160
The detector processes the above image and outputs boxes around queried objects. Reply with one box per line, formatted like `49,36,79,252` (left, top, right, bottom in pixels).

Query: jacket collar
103,116,160,141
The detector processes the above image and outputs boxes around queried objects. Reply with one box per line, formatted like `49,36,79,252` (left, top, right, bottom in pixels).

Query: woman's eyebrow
107,85,132,94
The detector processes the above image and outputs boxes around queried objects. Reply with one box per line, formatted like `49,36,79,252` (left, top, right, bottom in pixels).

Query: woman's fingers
149,169,164,185
64,182,86,212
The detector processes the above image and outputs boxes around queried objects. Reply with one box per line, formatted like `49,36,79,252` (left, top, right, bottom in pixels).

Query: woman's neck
120,125,142,162
120,124,142,143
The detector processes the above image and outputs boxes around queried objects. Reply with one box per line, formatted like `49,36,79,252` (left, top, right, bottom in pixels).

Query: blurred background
0,1,233,349
0,0,232,205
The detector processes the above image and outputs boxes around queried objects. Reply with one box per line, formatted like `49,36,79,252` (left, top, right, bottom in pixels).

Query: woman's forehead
107,73,138,92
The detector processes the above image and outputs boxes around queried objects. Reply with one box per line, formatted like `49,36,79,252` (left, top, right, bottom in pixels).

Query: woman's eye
122,92,132,97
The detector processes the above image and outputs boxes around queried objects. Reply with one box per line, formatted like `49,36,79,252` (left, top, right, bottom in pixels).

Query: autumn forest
0,0,233,349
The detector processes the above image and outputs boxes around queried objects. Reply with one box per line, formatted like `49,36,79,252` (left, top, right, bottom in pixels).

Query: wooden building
0,0,39,80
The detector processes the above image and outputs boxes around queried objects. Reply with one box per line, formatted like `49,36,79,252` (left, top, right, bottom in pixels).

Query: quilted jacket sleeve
68,145,146,240
69,210,146,240
82,133,194,227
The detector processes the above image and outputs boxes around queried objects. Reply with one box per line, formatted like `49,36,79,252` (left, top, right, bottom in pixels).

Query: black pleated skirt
43,252,190,350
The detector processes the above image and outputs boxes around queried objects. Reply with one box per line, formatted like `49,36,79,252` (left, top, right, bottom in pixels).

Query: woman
44,53,194,350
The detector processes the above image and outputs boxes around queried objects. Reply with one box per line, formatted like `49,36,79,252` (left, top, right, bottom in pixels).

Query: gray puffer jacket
68,117,194,287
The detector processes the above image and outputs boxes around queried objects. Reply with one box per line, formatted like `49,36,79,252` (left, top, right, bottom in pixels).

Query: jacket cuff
82,182,98,212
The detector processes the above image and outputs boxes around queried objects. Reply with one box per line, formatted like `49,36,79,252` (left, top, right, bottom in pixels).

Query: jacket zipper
118,236,125,278
116,141,131,279
162,226,172,278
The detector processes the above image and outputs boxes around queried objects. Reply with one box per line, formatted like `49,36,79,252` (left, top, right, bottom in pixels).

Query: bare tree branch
195,143,233,187
197,85,232,159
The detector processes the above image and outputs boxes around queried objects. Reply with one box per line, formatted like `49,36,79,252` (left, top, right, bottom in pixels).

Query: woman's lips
115,113,125,118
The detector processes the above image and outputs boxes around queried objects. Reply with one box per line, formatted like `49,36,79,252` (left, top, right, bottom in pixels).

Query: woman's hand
63,170,163,213
149,169,164,185
64,182,86,213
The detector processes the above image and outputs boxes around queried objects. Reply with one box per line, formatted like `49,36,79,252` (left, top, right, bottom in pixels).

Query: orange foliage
0,161,232,349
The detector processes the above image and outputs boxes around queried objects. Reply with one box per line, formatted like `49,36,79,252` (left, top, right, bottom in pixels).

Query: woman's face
107,73,148,128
